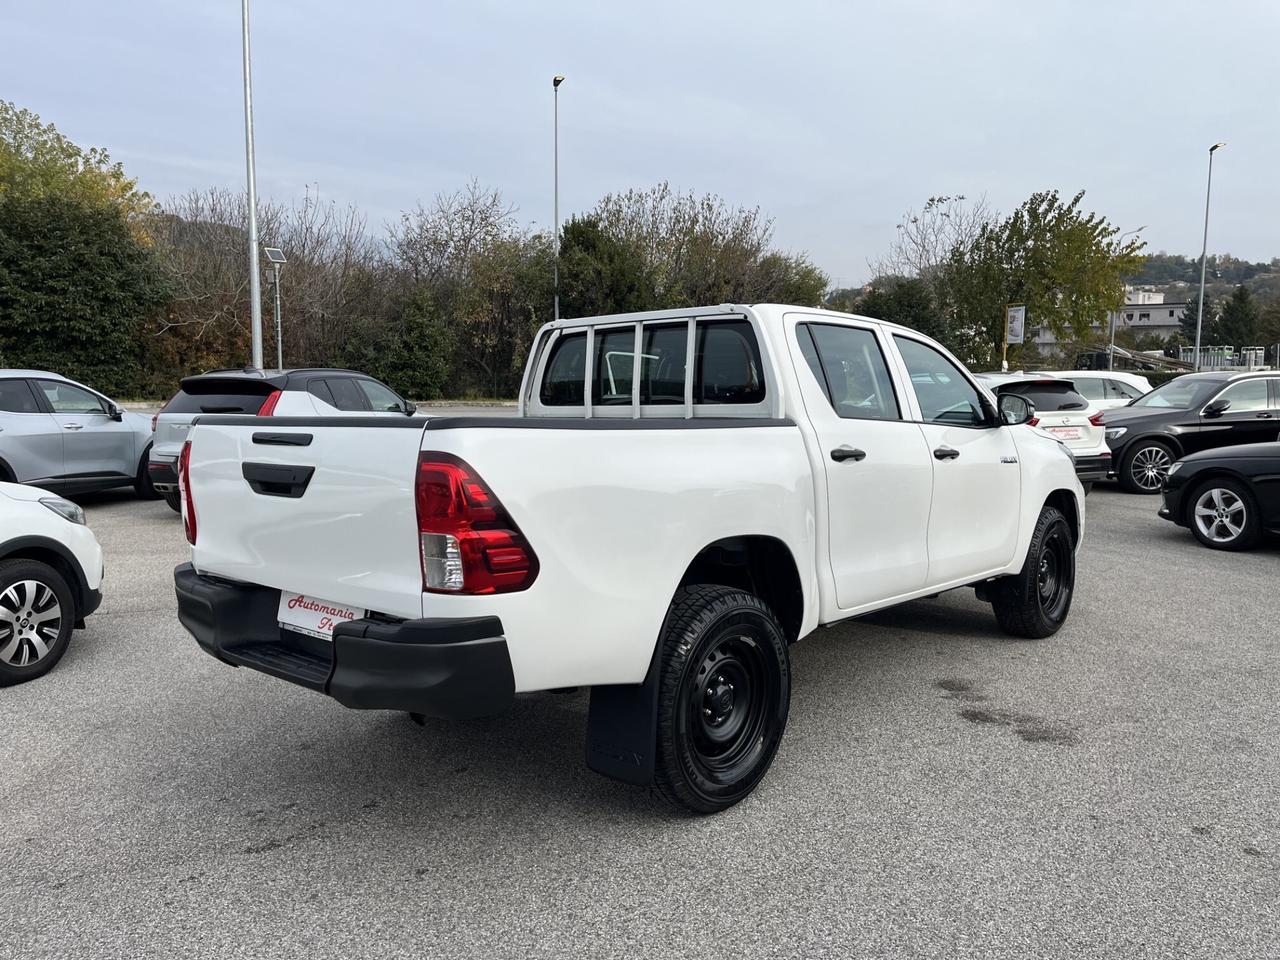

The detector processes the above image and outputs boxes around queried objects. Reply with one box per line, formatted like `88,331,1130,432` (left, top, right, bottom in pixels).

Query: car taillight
1089,411,1105,427
151,393,175,432
258,390,282,416
415,453,538,594
1028,417,1040,427
178,439,197,545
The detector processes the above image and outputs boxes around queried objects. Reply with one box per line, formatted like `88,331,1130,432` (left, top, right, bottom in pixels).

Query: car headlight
1105,426,1127,441
40,497,86,525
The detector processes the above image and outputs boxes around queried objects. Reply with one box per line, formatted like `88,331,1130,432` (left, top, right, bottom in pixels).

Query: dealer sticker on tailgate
277,592,363,641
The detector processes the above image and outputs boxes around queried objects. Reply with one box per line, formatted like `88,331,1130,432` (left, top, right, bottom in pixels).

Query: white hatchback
1043,370,1151,410
0,482,104,685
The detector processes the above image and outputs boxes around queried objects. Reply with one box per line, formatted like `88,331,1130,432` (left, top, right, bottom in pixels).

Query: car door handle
1256,412,1275,419
242,462,315,499
933,446,960,461
830,446,866,463
63,423,84,431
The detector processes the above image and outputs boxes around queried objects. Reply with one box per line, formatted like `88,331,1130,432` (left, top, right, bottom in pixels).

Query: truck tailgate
186,417,427,619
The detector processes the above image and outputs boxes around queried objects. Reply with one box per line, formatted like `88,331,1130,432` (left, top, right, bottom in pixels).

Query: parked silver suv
0,370,158,499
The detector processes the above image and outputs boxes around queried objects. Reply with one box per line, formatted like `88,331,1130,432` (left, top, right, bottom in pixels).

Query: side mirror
1203,398,1230,418
998,393,1036,426
402,399,417,416
108,403,124,422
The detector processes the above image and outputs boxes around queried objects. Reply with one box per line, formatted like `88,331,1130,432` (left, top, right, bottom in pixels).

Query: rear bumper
173,563,514,719
1072,453,1111,483
148,456,178,491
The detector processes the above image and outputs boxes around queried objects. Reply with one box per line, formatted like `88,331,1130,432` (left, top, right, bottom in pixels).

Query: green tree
1215,284,1260,348
342,292,455,400
858,277,947,341
939,190,1146,368
559,215,654,318
1179,294,1217,343
0,194,170,394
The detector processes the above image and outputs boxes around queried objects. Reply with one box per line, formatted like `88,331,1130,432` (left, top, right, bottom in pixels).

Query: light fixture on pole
553,75,565,322
1108,226,1146,371
263,247,287,371
1193,142,1226,372
241,0,264,370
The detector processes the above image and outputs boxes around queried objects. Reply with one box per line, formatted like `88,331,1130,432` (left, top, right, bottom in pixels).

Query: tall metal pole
553,75,564,322
241,0,264,369
1108,226,1145,370
272,263,283,371
1193,143,1226,372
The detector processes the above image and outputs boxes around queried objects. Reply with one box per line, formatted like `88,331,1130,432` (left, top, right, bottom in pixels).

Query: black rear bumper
1072,454,1111,483
173,563,514,719
148,458,179,490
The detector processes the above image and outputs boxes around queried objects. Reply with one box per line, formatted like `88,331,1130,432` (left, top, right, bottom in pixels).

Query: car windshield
1130,378,1218,409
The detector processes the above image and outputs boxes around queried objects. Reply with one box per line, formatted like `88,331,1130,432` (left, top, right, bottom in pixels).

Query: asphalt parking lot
2,483,1277,959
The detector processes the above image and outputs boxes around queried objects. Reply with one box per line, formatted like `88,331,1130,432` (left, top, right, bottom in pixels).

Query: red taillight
1028,416,1040,427
1089,411,1105,427
415,453,538,594
257,390,282,416
178,439,197,545
151,392,175,432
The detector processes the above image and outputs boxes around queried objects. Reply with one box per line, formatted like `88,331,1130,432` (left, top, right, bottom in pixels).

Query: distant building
1031,286,1186,350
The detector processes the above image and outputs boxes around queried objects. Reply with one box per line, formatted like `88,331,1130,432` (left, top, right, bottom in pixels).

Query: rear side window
591,327,637,406
325,378,369,412
639,324,687,405
800,324,900,421
1071,377,1105,402
306,380,336,407
0,380,41,413
540,332,587,406
1002,383,1089,412
695,319,764,405
165,388,270,415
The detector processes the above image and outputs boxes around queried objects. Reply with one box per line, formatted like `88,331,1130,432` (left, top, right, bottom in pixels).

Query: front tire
990,505,1075,639
0,559,76,686
1187,478,1260,551
1120,439,1174,494
653,585,790,814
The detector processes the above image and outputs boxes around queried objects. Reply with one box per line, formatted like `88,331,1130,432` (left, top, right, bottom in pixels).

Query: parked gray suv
0,371,158,499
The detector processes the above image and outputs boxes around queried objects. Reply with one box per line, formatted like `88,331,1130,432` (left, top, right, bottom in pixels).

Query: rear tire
134,448,161,500
0,559,76,686
1120,440,1174,494
990,505,1075,639
1187,478,1261,551
163,490,182,513
653,585,790,814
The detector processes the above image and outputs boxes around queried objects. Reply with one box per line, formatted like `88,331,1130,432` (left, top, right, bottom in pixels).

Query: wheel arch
0,457,15,483
0,536,90,619
1044,488,1081,547
1122,432,1184,461
676,534,805,644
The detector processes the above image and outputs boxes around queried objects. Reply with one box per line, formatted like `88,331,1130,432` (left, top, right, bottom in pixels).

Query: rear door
891,335,1021,585
33,379,135,480
790,319,933,608
187,419,428,619
0,379,62,483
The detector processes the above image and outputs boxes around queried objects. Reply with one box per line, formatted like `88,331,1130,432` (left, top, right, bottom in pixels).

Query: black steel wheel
990,505,1076,639
654,585,790,814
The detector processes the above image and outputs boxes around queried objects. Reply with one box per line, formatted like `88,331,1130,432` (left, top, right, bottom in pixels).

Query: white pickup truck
174,304,1083,813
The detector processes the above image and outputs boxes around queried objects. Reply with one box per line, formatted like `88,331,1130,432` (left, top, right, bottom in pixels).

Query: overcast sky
4,0,1277,286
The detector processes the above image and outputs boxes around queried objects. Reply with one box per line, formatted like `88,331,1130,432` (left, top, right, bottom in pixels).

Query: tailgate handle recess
252,432,313,447
242,462,315,499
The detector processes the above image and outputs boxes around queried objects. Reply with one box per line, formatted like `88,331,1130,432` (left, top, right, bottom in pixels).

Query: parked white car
974,375,1112,488
0,481,104,685
174,304,1084,813
1044,370,1151,410
150,368,416,511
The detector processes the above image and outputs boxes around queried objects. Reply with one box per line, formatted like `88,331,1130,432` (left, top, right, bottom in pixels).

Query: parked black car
1159,442,1280,550
1103,371,1280,493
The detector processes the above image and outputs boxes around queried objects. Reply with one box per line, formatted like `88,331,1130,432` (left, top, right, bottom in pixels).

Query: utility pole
241,0,264,369
1193,143,1226,372
553,75,565,322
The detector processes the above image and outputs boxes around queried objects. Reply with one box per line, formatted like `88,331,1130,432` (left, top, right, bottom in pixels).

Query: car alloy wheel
0,579,63,667
1130,445,1172,492
1193,487,1247,544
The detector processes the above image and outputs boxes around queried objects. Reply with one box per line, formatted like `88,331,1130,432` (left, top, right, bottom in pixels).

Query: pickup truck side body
175,304,1083,812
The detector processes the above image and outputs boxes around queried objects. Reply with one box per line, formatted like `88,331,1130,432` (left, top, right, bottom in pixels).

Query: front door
891,335,1022,585
1197,377,1280,450
34,380,135,481
790,320,933,609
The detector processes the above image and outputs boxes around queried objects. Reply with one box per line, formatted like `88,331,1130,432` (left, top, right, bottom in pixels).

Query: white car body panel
183,304,1083,693
0,481,104,593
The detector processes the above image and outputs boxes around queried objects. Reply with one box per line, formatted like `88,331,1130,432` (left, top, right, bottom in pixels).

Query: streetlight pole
263,247,287,370
241,0,264,369
553,75,565,322
1108,226,1146,370
1193,142,1226,372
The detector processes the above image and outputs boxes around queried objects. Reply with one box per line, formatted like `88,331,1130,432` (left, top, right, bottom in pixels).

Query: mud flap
585,651,661,786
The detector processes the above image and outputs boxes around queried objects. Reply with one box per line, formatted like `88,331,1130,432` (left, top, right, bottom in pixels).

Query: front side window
695,319,765,405
1106,379,1141,401
1212,379,1270,413
1133,379,1216,409
893,336,986,426
0,380,41,413
801,324,900,421
1071,377,1106,402
37,380,106,414
356,379,404,412
539,332,586,406
591,327,637,406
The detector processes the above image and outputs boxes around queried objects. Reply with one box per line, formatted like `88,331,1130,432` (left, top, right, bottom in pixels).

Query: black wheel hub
1035,528,1072,621
687,634,769,776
